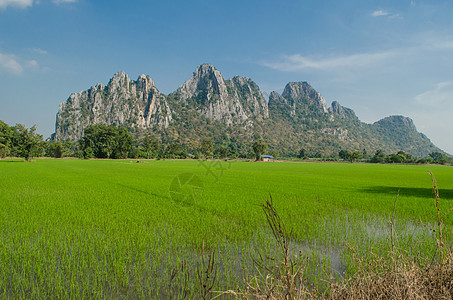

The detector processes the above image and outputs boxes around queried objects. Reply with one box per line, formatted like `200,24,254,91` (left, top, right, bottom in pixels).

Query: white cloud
0,53,23,74
25,59,38,69
52,0,76,3
261,35,453,74
0,51,41,75
261,50,396,72
31,48,47,55
0,0,76,8
0,0,33,9
371,9,400,19
414,81,453,107
371,10,389,17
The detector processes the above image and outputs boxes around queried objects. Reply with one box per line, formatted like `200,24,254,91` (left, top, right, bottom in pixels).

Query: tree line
0,121,44,161
298,148,450,164
0,122,267,160
0,120,450,164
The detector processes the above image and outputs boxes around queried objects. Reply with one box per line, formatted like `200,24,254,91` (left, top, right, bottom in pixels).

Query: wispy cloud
371,10,389,17
261,34,453,74
371,9,401,19
415,81,453,107
0,53,23,74
31,48,47,55
261,50,396,72
0,0,33,9
0,0,76,9
52,0,77,3
0,51,40,75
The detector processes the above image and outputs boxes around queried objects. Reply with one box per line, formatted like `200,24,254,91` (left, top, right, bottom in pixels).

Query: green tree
164,142,187,158
48,142,63,158
113,127,133,159
200,138,214,158
339,150,349,160
370,149,386,163
0,143,7,158
252,139,268,161
429,152,447,164
14,124,43,161
298,148,306,159
346,151,362,162
79,124,134,159
215,145,228,159
0,121,12,157
143,135,160,159
386,153,406,163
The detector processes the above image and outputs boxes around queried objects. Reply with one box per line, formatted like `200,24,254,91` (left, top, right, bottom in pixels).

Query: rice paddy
1,159,452,298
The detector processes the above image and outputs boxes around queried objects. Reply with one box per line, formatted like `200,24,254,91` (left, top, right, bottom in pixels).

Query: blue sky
1,0,453,154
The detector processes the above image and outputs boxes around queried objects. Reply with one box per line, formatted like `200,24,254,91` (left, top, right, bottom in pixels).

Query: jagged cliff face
53,72,172,141
171,64,268,126
329,101,358,121
282,82,328,114
52,63,444,157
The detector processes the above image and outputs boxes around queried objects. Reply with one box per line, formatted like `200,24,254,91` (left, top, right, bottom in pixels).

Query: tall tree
143,135,160,159
252,139,267,161
0,120,13,158
14,124,43,161
429,151,446,163
79,124,134,159
298,148,306,159
346,150,362,162
339,150,348,160
200,138,214,158
48,142,63,158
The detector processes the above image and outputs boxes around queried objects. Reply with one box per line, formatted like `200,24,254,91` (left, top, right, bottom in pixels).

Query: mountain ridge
52,64,445,157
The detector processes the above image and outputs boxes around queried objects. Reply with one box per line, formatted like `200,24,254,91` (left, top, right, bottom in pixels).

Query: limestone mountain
52,64,444,157
169,64,268,126
52,72,171,141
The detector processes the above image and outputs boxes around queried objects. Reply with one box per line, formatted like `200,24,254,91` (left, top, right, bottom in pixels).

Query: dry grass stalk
197,241,218,300
232,195,319,299
228,173,453,299
329,171,453,299
167,259,189,299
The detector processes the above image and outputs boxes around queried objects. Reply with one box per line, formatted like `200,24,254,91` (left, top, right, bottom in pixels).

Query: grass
0,159,452,298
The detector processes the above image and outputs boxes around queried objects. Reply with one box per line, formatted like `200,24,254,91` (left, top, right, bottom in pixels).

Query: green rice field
1,159,452,298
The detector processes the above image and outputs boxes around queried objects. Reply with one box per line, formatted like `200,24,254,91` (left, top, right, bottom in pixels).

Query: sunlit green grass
1,159,452,298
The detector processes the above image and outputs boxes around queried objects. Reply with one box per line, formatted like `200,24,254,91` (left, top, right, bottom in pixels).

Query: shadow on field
362,186,453,200
115,183,170,200
0,159,24,163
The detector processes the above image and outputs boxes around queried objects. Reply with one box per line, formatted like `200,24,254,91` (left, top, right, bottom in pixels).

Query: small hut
261,155,274,162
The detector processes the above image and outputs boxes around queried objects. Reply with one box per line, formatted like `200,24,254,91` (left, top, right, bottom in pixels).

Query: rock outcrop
171,64,268,126
53,72,171,141
281,82,328,114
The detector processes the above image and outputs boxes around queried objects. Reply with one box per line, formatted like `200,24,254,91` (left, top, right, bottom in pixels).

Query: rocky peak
171,64,269,125
136,74,156,96
229,76,269,119
329,101,343,115
374,115,417,131
269,91,288,106
107,71,131,93
282,82,328,113
269,91,284,102
328,101,359,121
53,72,172,141
177,64,228,101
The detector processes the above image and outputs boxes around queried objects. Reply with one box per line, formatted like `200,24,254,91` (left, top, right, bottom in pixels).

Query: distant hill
52,64,444,157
